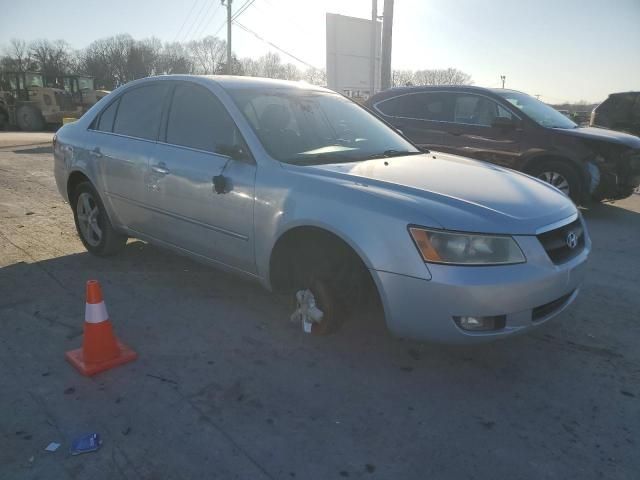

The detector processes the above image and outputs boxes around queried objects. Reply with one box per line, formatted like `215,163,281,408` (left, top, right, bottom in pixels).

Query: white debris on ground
290,289,324,333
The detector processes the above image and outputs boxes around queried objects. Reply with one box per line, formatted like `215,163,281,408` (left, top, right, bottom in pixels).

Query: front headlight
409,227,526,265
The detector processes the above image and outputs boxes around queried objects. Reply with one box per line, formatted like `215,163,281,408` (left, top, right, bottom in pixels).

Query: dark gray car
367,86,640,202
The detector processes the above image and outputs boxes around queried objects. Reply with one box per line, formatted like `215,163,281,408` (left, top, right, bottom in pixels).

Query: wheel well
269,226,375,297
522,155,584,177
67,171,90,203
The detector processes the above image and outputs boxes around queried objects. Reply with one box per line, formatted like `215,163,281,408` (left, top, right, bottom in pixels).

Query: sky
1,0,639,103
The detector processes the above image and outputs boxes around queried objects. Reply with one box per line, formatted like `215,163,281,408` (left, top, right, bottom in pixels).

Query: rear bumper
371,231,590,344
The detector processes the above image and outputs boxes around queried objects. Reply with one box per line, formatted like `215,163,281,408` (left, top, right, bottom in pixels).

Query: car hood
555,126,640,148
301,152,577,235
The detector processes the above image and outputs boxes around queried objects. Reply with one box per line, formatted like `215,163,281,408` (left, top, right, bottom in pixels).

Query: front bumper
591,150,640,199
371,228,590,344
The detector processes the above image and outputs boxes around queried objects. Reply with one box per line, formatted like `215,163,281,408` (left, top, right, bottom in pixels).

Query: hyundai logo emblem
566,231,578,249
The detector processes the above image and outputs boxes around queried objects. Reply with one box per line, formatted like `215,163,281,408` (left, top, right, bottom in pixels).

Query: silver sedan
53,75,590,343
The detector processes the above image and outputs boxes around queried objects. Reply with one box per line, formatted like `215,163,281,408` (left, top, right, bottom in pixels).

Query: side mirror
491,116,517,129
216,144,249,161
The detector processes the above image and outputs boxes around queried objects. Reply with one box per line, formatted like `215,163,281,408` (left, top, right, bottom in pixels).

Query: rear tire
16,105,45,131
72,181,127,256
528,160,583,203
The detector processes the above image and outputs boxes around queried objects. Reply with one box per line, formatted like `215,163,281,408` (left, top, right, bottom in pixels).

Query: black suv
591,91,640,137
366,86,640,202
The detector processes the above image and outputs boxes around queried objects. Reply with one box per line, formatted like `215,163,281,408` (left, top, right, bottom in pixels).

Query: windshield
494,90,577,129
25,73,44,88
227,88,420,165
78,76,95,91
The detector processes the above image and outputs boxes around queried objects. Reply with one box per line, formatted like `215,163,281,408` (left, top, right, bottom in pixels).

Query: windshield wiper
362,150,424,160
285,153,357,165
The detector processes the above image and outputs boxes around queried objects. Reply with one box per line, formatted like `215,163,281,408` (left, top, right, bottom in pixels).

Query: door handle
450,131,463,136
151,164,170,175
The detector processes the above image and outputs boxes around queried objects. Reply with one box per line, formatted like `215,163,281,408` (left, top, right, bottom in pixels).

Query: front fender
253,166,434,290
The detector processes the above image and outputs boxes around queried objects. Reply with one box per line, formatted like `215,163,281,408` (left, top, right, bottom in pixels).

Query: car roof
130,74,332,93
368,85,528,103
608,91,640,97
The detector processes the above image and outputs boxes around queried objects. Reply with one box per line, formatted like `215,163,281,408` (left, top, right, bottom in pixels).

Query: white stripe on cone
85,301,109,324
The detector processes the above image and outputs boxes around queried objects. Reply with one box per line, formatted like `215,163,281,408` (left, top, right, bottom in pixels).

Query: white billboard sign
326,13,381,99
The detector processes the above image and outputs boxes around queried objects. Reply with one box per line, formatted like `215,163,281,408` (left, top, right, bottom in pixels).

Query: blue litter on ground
70,433,102,455
44,442,61,452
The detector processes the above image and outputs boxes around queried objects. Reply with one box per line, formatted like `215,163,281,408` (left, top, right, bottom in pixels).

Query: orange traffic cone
65,280,137,376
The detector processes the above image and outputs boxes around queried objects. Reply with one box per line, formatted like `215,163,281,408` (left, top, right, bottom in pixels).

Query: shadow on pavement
1,220,638,479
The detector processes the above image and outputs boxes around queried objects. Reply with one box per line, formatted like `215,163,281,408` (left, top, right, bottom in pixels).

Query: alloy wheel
76,192,103,247
538,171,571,196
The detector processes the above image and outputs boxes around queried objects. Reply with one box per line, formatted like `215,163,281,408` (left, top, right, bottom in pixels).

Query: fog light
453,315,506,332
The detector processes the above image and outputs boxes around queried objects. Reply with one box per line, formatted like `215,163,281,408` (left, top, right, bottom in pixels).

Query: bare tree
29,39,73,78
1,35,369,92
413,68,472,86
127,37,162,80
391,69,415,87
239,57,261,77
280,62,301,81
303,67,326,86
188,36,226,75
1,39,32,73
157,42,193,75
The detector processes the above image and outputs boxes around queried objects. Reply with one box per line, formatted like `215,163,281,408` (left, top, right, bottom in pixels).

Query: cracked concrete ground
0,133,638,479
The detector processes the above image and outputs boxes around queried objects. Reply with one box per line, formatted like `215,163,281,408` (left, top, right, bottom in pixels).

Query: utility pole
223,0,233,74
380,0,394,91
369,0,378,97
500,75,506,88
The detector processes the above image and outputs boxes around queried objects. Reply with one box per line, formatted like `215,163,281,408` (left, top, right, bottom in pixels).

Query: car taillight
52,134,57,149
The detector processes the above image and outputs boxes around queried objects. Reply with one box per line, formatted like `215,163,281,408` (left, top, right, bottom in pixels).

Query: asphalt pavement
0,133,638,479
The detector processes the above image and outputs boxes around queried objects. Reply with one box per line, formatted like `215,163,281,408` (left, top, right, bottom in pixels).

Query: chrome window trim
534,212,579,235
156,140,231,158
86,129,255,164
86,83,255,164
86,129,158,145
154,140,256,164
372,90,523,128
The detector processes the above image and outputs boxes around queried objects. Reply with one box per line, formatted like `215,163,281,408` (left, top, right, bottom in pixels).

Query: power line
231,0,256,21
192,2,224,39
233,20,318,70
209,0,253,42
173,0,201,42
181,0,211,41
212,17,228,38
187,0,219,41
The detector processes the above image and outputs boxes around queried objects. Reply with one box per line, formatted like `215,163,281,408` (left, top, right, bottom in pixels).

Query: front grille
532,291,574,321
537,218,584,264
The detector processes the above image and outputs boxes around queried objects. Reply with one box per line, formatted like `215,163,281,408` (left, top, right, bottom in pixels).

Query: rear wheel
529,160,583,203
16,105,45,131
72,181,127,256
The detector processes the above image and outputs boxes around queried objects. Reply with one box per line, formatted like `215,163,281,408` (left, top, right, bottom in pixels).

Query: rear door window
377,92,453,122
165,83,240,154
113,84,169,140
